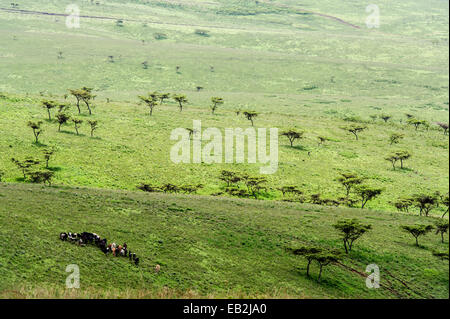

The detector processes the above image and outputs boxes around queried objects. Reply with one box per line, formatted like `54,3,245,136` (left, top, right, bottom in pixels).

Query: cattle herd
59,232,140,266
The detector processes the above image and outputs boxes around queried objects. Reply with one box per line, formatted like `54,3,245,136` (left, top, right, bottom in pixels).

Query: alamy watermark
365,263,380,289
65,264,80,288
66,4,80,29
365,4,380,29
170,120,279,174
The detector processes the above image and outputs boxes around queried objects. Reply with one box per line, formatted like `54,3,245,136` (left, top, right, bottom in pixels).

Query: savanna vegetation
0,0,448,299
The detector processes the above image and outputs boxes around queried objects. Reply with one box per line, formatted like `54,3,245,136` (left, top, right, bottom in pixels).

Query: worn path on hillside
1,6,361,29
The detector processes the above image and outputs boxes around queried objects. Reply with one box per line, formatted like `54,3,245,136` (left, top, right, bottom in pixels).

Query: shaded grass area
0,183,448,298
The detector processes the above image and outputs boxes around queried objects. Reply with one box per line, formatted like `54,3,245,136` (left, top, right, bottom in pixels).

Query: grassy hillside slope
0,91,448,213
0,183,448,298
0,0,448,299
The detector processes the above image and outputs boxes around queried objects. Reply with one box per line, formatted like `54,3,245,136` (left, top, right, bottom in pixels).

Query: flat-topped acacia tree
385,150,412,170
138,94,159,116
243,111,258,126
413,193,439,217
56,113,70,132
401,224,434,246
290,246,341,282
355,185,383,209
69,87,95,114
80,87,95,115
27,121,43,143
333,219,372,253
68,88,84,114
407,118,428,131
88,120,98,137
11,157,40,179
435,221,449,243
389,133,404,145
158,93,170,104
341,124,367,140
337,172,364,200
281,130,304,147
210,97,224,114
72,118,83,135
42,147,55,168
41,100,57,120
173,94,188,112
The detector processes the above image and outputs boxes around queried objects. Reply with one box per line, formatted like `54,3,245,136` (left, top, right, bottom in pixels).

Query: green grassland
0,183,448,298
0,90,448,213
0,0,449,298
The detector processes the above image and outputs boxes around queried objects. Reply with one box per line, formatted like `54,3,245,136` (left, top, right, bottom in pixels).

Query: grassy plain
0,0,448,298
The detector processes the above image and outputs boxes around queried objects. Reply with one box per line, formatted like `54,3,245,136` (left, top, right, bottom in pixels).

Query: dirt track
0,6,360,29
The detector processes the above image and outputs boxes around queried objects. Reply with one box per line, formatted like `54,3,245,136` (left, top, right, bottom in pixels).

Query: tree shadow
282,145,309,151
47,166,62,172
292,266,341,287
32,142,48,147
59,130,84,137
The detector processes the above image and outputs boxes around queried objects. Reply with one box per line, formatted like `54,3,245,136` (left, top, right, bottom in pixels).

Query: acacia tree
158,93,170,104
11,157,40,179
80,87,95,115
413,193,439,217
385,153,399,170
243,111,258,126
173,94,188,112
436,122,449,135
401,224,434,246
241,174,267,199
290,246,340,282
42,100,57,120
333,219,372,253
210,97,224,114
68,88,83,114
281,130,304,147
337,172,364,200
138,94,159,116
219,170,241,187
393,197,414,213
72,118,83,135
87,120,98,137
27,121,43,143
341,124,367,140
385,150,411,170
396,150,411,169
56,113,70,132
389,133,404,145
42,147,55,168
290,246,321,277
435,221,449,243
407,118,427,131
355,185,383,208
